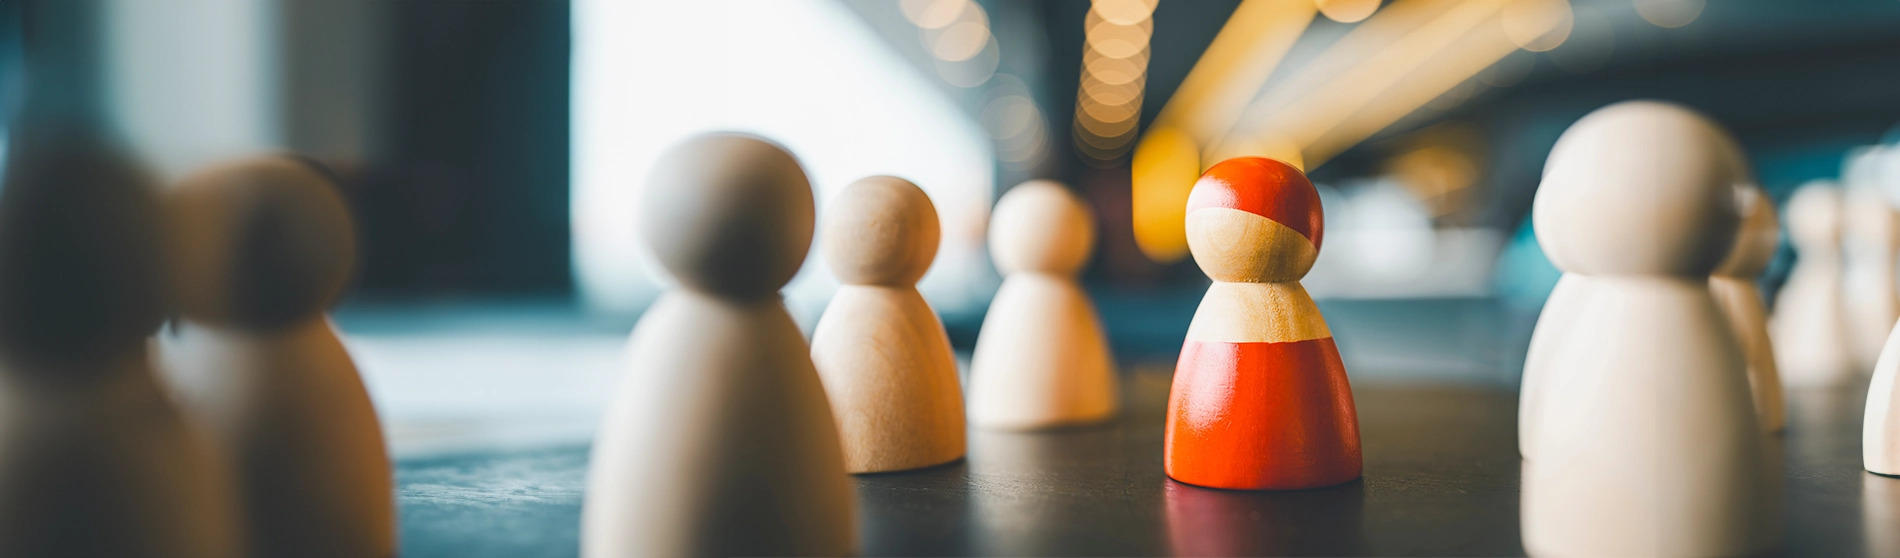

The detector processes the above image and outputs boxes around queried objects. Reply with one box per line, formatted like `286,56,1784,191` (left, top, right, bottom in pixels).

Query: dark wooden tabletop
393,364,1893,557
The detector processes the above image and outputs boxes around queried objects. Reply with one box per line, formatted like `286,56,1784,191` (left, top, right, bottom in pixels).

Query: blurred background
5,0,1900,456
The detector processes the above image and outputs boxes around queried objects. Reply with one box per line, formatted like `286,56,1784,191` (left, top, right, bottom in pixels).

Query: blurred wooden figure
1520,101,1774,557
1772,182,1859,387
1865,316,1900,476
0,132,243,557
811,176,965,473
581,134,855,557
967,181,1118,430
157,156,395,558
1163,157,1361,491
1711,185,1787,432
1843,182,1900,370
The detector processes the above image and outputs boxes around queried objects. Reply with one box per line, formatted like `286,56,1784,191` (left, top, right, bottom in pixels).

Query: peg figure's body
811,176,965,473
967,181,1118,430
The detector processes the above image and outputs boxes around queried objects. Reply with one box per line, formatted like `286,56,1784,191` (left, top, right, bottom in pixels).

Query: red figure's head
1184,157,1324,283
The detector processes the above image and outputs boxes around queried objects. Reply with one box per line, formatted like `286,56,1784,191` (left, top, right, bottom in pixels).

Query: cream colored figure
811,176,965,473
1520,101,1775,557
1866,316,1900,475
1772,182,1859,387
1518,261,1599,461
967,181,1118,430
1843,184,1900,370
581,134,855,557
1711,185,1787,432
157,157,395,558
0,135,243,557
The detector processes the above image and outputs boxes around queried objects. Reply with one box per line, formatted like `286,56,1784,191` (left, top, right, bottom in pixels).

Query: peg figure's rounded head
1534,100,1744,277
823,175,940,286
1184,157,1324,283
990,180,1094,276
1785,180,1844,253
169,156,356,330
641,133,815,299
1715,184,1779,279
0,131,167,361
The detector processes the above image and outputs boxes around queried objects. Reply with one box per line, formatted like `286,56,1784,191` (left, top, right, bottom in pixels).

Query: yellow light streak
1128,0,1317,262
1302,14,1522,166
1317,0,1381,23
1236,0,1516,157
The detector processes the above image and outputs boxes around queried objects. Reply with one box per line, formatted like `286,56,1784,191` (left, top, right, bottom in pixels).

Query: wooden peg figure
1519,100,1773,557
1772,182,1858,387
1711,184,1786,432
966,180,1118,430
1843,184,1900,370
0,130,243,557
581,133,855,557
811,176,965,473
1163,156,1362,491
157,156,395,558
1867,316,1900,475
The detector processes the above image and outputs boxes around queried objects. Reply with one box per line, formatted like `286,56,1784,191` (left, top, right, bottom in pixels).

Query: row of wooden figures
1775,177,1900,386
0,130,393,558
23,104,1898,557
1517,100,1900,556
584,133,1360,556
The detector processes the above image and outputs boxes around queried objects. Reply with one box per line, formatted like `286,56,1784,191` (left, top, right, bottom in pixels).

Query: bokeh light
1635,0,1707,28
1315,0,1381,24
900,0,969,30
1503,0,1573,53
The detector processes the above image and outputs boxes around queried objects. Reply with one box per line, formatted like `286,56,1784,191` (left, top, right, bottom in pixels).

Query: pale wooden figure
581,133,855,557
811,175,965,473
1711,184,1787,433
1865,315,1900,475
1843,185,1900,370
1772,182,1859,387
1517,257,1600,461
1520,101,1776,557
156,156,395,558
0,133,243,557
967,181,1118,430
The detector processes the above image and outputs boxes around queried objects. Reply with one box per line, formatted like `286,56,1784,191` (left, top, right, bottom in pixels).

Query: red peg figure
1163,157,1362,490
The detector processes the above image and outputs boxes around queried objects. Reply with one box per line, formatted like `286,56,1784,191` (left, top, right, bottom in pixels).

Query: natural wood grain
1184,281,1331,344
812,176,964,474
1183,208,1318,283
